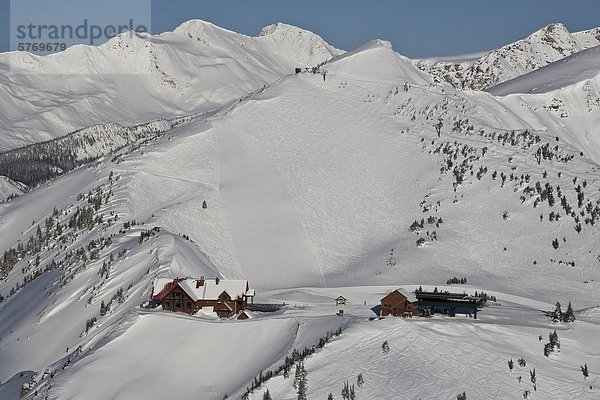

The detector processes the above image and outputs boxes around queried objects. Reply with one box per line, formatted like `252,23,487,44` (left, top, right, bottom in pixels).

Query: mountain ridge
416,23,600,90
0,19,342,152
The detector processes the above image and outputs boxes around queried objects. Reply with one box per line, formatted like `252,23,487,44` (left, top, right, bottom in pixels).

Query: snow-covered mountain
0,20,599,400
486,46,600,164
488,45,600,95
0,20,341,152
416,24,600,90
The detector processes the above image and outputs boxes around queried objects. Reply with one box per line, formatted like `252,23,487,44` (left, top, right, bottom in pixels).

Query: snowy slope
0,176,26,202
1,21,600,400
0,20,341,151
417,24,600,90
246,289,600,400
488,46,600,95
483,46,600,164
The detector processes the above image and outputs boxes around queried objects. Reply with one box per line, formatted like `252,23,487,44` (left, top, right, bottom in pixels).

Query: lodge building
380,288,481,318
380,288,419,317
151,276,255,318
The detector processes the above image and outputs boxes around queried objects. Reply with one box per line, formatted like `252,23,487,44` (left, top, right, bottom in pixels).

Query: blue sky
1,0,599,57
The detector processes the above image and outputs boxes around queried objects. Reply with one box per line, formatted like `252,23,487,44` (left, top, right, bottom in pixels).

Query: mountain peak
358,39,393,50
170,19,241,44
259,22,303,37
527,22,572,46
256,22,343,66
327,39,430,84
417,22,600,90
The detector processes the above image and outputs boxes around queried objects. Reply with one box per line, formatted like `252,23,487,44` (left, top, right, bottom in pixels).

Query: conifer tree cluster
447,276,467,285
544,330,560,357
341,380,355,400
550,301,575,322
294,361,308,400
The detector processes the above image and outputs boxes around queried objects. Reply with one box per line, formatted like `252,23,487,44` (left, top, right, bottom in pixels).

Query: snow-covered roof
151,277,179,300
396,288,418,303
178,278,251,301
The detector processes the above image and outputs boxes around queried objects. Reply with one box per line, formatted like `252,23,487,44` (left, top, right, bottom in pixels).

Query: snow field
51,314,299,400
247,289,600,400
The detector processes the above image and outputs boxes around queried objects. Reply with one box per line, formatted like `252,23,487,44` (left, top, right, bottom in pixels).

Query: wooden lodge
415,290,479,318
380,288,419,317
380,288,481,318
151,276,255,318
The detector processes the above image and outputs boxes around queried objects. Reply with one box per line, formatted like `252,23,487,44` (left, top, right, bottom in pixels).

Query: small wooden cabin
335,296,348,305
380,288,418,317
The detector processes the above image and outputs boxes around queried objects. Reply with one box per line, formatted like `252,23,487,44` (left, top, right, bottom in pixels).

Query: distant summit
416,23,600,90
0,19,341,152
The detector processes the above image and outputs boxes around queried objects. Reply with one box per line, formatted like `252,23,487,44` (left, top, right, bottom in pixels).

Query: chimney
196,276,205,288
215,277,220,285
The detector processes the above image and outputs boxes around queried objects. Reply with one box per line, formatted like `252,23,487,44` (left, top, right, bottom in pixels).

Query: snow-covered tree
581,363,589,378
553,302,562,321
563,302,576,322
382,340,390,354
357,373,364,387
294,361,307,400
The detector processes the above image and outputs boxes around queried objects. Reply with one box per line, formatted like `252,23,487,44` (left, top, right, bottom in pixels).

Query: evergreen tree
581,364,589,378
295,361,307,400
263,389,272,400
357,373,364,387
283,361,290,378
382,340,390,354
549,330,560,348
327,393,334,400
341,381,350,400
293,362,301,389
553,302,562,321
508,359,514,370
563,302,576,322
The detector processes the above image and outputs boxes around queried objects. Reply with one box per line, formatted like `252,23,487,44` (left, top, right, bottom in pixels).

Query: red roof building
152,277,255,318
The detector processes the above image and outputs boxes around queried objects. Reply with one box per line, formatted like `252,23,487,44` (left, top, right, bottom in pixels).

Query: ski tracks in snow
215,118,326,288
